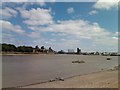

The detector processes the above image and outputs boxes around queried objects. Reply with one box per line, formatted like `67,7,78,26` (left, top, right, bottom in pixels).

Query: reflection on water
2,54,118,88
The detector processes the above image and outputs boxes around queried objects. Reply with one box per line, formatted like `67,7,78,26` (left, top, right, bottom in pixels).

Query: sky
0,0,119,52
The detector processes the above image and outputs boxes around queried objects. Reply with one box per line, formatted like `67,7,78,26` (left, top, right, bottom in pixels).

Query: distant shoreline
1,53,119,56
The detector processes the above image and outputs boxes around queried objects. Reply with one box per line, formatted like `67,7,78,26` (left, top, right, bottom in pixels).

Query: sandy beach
22,70,118,88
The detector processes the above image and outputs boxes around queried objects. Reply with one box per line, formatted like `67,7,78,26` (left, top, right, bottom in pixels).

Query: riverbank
0,52,55,56
22,69,118,88
1,52,120,56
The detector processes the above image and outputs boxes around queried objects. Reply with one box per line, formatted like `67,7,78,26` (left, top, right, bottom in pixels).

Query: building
77,48,81,54
68,49,74,54
33,46,56,54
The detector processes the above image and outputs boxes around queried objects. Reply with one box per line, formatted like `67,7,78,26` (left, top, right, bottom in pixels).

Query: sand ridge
22,70,118,88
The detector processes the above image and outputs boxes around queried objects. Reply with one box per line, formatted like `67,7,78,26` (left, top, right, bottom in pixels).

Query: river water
2,54,118,88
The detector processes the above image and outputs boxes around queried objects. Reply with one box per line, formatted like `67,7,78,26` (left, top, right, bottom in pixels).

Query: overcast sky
1,0,119,52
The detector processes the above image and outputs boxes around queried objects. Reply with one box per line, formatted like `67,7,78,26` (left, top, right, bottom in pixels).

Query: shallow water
2,54,118,88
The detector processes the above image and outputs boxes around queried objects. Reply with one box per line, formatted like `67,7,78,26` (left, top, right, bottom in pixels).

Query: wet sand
23,70,118,88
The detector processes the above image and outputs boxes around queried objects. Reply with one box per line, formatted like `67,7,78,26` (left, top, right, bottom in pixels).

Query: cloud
93,0,119,10
3,0,40,2
2,33,16,44
20,8,53,26
89,10,98,15
115,32,120,36
26,19,118,51
0,7,17,19
67,7,74,14
2,0,55,2
31,2,45,6
3,0,28,2
2,32,28,46
22,2,46,8
1,20,25,34
112,32,120,41
112,36,118,40
1,20,30,46
28,31,41,38
29,20,110,39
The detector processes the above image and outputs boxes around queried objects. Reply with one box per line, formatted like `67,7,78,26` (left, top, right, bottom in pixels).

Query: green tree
17,46,33,52
2,43,17,52
41,46,45,49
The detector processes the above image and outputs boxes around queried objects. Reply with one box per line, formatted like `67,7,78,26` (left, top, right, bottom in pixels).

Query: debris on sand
106,57,111,60
55,77,64,81
49,79,55,82
55,77,61,80
58,78,64,81
49,77,65,82
72,60,85,64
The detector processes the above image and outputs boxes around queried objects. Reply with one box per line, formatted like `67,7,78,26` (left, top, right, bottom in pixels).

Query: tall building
77,48,81,54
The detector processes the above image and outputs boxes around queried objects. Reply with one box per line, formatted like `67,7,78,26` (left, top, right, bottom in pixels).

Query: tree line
0,43,34,52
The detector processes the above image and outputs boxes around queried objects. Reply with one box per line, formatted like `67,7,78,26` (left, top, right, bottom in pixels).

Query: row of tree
0,43,33,52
